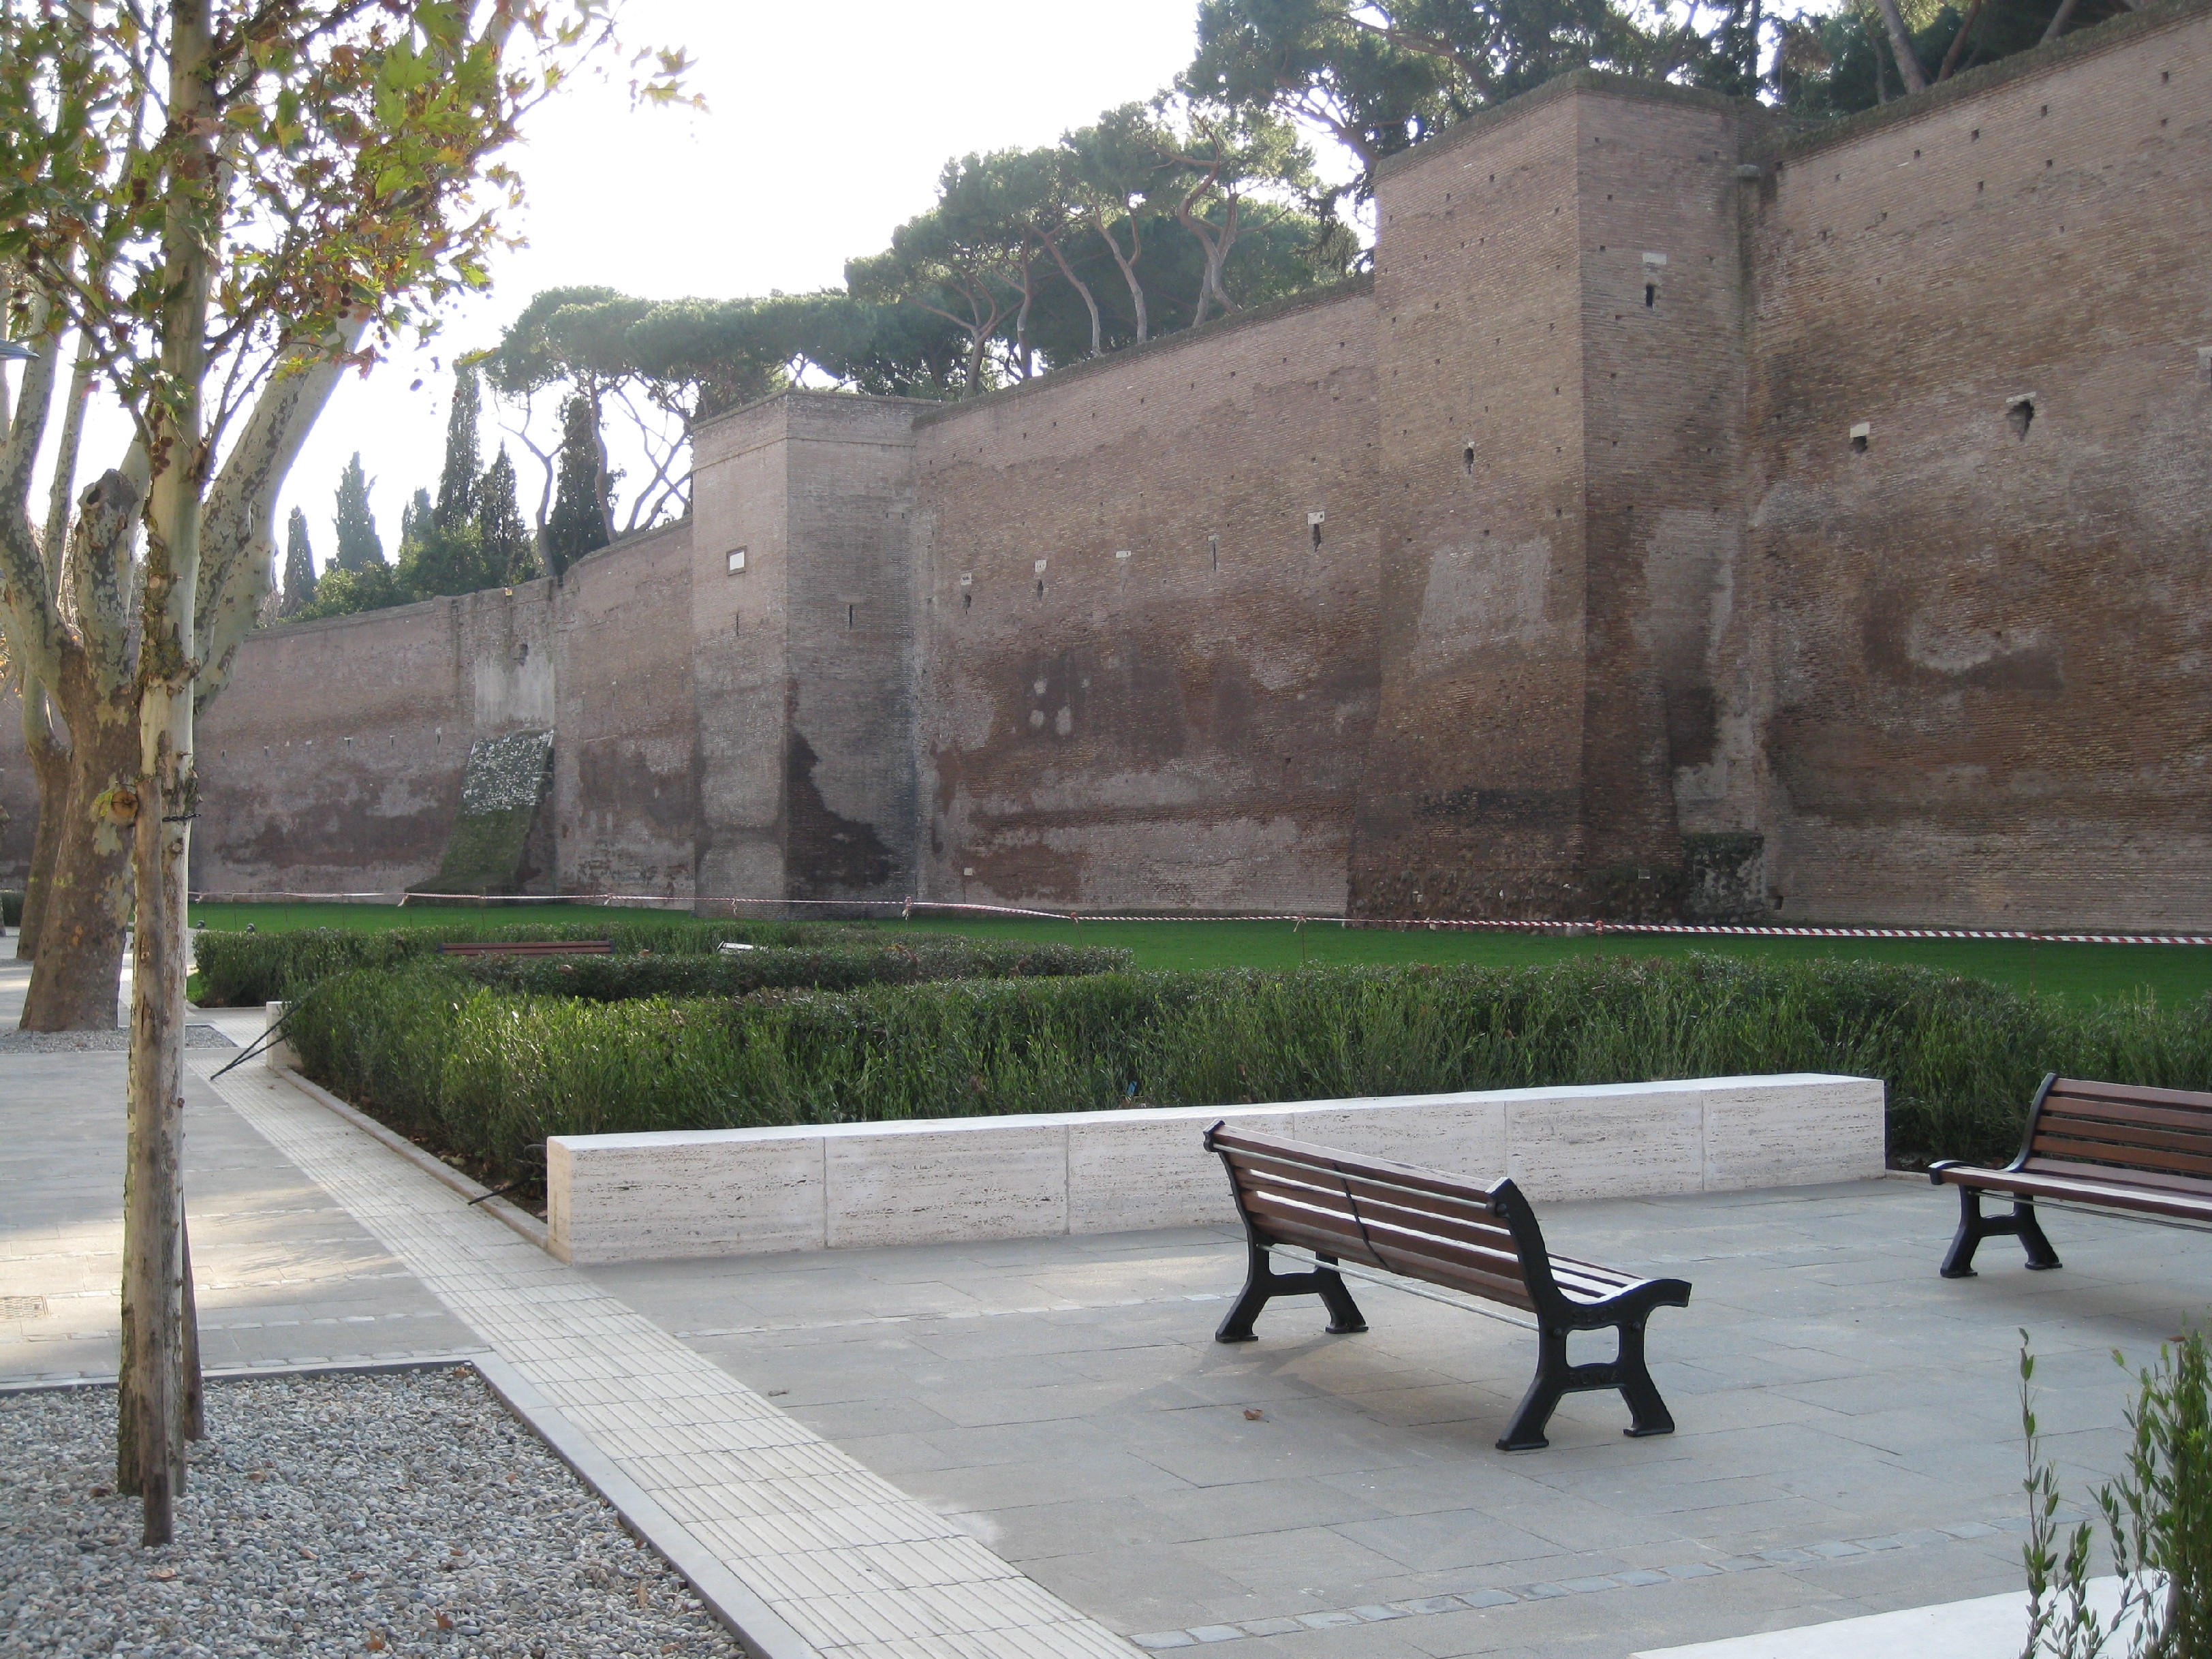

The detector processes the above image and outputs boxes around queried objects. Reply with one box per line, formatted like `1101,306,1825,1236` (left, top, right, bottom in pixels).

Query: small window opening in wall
2006,394,2036,439
1209,533,1220,571
1307,510,1325,551
846,604,856,630
1850,422,1871,453
726,548,746,574
1462,442,1475,475
963,591,973,613
1644,283,1657,309
732,613,741,637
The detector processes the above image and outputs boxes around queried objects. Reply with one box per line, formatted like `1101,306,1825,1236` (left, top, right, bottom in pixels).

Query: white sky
280,0,1222,565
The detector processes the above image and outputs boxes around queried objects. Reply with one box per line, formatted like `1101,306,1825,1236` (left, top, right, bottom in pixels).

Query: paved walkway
588,1181,2206,1656
191,1055,1135,1658
0,963,475,1382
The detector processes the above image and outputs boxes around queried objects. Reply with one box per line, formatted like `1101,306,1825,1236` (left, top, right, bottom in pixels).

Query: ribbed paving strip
193,1057,1136,1659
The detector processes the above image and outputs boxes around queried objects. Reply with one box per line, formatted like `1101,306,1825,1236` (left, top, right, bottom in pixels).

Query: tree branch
193,316,367,709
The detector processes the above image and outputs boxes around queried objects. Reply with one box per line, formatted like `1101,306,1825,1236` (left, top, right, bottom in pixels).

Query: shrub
279,953,2212,1193
191,916,859,1006
1,890,21,928
454,939,1130,1000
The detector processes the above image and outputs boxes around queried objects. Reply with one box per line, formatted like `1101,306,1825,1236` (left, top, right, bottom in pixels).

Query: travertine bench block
545,1074,1885,1263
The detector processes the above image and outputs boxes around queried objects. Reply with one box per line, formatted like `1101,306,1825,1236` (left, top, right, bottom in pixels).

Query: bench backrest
1205,1123,1555,1312
2022,1075,2212,1192
437,939,616,957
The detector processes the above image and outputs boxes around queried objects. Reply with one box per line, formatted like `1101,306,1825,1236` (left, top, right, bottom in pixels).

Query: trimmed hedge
281,952,2212,1193
454,940,1130,1000
191,917,859,1006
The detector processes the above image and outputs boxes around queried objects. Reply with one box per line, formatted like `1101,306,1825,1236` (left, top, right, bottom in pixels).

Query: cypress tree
434,365,482,530
542,394,608,577
399,486,433,552
280,507,316,616
331,453,386,571
477,446,535,584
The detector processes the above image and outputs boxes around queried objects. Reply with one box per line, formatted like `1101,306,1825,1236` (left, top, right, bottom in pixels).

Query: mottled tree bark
118,0,215,1546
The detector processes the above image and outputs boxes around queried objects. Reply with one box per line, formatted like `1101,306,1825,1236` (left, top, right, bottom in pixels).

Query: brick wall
6,5,2210,933
909,283,1382,912
553,521,699,900
1749,1,2212,928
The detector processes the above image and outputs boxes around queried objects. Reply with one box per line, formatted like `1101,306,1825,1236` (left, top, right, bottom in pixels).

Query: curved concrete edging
276,1066,550,1254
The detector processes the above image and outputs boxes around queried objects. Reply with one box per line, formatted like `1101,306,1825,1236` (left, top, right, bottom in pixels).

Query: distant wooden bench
1204,1123,1693,1451
435,940,614,958
1929,1074,2212,1277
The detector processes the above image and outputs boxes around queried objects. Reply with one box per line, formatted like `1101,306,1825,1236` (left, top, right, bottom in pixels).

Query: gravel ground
0,1025,235,1055
0,1369,745,1658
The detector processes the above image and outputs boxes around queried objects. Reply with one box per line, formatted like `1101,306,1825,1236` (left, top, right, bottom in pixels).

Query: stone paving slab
0,1031,474,1382
190,1055,1138,1658
586,1179,2212,1656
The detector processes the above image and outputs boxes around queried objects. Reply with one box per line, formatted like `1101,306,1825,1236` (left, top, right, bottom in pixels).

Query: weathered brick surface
909,285,1380,912
1747,4,2212,928
2,5,2207,930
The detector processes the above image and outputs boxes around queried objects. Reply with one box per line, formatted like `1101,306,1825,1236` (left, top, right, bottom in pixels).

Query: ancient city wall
1747,1,2212,929
909,281,1382,913
191,587,552,896
4,5,2209,931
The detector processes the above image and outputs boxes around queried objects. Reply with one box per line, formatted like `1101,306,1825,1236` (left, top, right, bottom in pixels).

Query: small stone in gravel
0,1367,745,1658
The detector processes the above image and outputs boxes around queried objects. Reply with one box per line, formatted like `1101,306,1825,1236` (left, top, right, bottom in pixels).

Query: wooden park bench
1204,1123,1693,1451
435,939,614,958
1929,1074,2212,1277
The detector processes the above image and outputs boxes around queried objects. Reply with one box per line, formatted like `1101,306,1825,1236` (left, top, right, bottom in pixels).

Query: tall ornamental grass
281,954,2212,1191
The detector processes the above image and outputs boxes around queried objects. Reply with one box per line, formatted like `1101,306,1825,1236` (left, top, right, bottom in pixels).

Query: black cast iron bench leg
1940,1187,2063,1279
1497,1314,1676,1452
1215,1243,1368,1342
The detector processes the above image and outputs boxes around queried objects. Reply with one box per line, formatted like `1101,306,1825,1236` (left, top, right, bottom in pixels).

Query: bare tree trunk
15,687,67,960
1093,209,1149,344
17,692,135,1028
2040,0,2083,44
1040,233,1103,358
1875,0,1930,91
1935,0,1988,80
119,0,215,1547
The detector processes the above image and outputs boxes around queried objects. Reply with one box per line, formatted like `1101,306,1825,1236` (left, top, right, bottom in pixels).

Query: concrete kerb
1,1351,819,1659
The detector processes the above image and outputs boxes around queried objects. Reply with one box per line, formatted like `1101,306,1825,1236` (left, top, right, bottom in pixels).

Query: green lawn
183,899,2212,1006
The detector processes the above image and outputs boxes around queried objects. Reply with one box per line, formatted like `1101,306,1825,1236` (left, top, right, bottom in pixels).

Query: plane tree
0,0,686,1545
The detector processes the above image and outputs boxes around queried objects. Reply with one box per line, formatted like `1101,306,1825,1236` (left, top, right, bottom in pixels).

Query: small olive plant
2019,1327,2212,1658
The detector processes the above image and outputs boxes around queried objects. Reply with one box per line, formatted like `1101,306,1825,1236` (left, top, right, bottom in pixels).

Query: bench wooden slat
1226,1145,1514,1234
2046,1078,2212,1114
2040,1097,2212,1136
2029,1134,2212,1181
1209,1127,1507,1207
1234,1187,1527,1287
1234,1162,1517,1248
1943,1165,2212,1224
2034,1116,2212,1156
437,939,615,957
2020,1158,2212,1198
